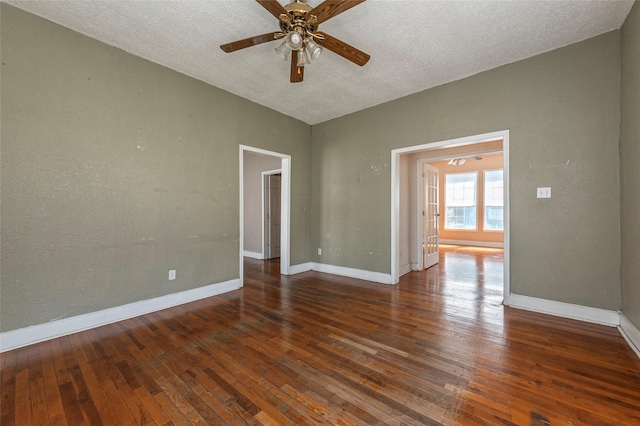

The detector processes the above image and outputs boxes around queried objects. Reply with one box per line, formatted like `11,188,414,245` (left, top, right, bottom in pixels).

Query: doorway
240,145,291,284
391,130,511,304
264,172,282,260
421,163,440,269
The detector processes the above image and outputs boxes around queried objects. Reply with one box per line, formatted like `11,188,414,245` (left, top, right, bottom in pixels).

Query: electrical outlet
537,187,551,198
168,270,176,280
317,248,322,256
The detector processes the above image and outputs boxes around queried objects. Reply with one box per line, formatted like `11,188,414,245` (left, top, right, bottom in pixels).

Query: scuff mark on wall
369,163,388,175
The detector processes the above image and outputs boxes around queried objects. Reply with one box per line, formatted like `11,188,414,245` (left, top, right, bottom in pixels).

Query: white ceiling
5,0,634,125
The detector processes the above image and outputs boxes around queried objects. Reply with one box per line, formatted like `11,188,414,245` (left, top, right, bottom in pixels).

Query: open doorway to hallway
239,145,292,284
242,151,281,261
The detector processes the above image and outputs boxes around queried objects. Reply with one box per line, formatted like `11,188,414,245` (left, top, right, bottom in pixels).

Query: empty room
2,0,640,424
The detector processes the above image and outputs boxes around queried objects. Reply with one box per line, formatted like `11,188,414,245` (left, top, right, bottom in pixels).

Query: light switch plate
537,187,551,198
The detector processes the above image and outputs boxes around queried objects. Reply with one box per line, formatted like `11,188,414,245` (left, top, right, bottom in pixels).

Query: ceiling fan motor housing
284,0,312,15
280,1,318,40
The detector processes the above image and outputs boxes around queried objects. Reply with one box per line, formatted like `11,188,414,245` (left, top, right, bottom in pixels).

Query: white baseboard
311,262,393,285
399,263,412,276
288,261,394,285
243,250,263,260
440,239,504,248
619,314,640,359
506,293,620,326
289,262,312,275
0,278,241,353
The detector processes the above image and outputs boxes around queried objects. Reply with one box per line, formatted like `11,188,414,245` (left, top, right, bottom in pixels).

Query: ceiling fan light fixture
305,39,323,59
285,31,303,50
274,41,290,60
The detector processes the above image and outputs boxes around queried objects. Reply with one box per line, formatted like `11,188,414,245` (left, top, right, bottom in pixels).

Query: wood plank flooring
2,245,640,425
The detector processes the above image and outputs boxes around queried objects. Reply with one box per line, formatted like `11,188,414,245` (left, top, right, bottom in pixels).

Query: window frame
444,171,478,231
483,168,504,232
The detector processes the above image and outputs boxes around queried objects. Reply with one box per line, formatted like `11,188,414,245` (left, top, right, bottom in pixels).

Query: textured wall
0,4,311,332
312,32,622,310
621,2,640,327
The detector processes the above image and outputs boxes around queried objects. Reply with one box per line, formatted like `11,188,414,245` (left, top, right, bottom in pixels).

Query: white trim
243,250,263,260
0,279,241,353
311,263,394,285
440,239,504,248
391,151,401,283
399,263,412,276
289,262,313,275
507,294,620,326
280,157,291,274
414,160,441,271
287,261,391,283
240,146,292,283
239,147,245,283
619,314,640,359
502,136,511,302
415,159,426,270
441,169,480,232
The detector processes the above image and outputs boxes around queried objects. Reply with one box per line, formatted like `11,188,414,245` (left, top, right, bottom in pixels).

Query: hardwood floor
2,246,640,425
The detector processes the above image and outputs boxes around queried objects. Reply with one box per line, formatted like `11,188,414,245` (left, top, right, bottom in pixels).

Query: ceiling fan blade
316,32,370,66
290,50,304,83
256,0,288,19
309,0,366,24
220,32,278,53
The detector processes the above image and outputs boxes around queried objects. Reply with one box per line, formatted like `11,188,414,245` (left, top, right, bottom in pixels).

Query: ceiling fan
448,156,483,165
220,0,370,83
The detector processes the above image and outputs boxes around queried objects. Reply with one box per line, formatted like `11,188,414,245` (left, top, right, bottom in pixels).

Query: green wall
0,4,311,332
312,31,622,310
1,2,635,334
621,2,640,328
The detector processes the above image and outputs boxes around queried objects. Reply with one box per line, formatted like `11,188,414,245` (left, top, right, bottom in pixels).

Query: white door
265,174,281,259
422,164,440,269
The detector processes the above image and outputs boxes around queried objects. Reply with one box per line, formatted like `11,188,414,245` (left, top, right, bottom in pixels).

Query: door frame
391,130,511,304
240,145,291,284
262,169,282,259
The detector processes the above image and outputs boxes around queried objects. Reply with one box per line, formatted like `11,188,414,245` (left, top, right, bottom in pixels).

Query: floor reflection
402,244,506,343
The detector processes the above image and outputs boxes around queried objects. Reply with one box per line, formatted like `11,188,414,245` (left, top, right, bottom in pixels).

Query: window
445,172,477,229
484,170,504,230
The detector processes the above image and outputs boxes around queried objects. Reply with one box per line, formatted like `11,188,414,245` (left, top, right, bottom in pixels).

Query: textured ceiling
4,0,634,124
